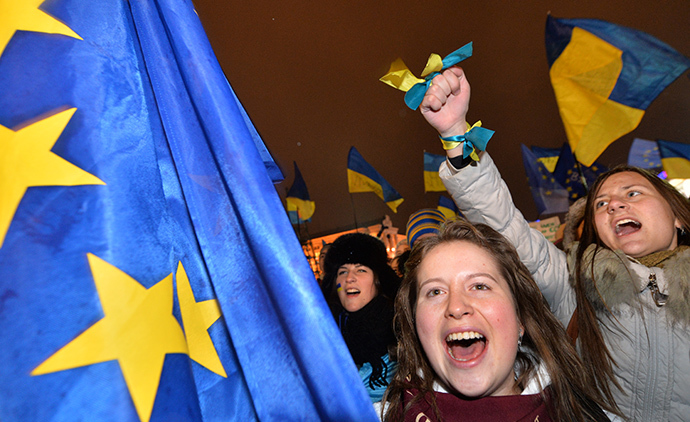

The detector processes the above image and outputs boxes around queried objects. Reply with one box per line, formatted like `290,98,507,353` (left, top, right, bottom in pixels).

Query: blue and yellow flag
286,162,315,224
552,142,608,202
530,146,561,173
658,139,690,179
546,16,690,167
437,195,461,220
424,151,446,192
347,146,404,212
0,1,377,421
628,138,662,170
521,144,570,216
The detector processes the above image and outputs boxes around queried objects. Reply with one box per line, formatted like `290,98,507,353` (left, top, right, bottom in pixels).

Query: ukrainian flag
424,151,446,192
546,16,690,167
521,144,570,216
286,162,315,224
437,195,460,220
347,147,404,212
658,139,690,179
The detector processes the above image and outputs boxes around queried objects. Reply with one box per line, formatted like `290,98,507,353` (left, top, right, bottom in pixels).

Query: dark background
193,0,690,239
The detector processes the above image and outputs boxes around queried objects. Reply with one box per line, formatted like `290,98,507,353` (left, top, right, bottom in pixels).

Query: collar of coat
566,243,690,326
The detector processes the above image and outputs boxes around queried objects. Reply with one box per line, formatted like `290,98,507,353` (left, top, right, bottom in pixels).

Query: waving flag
530,146,561,173
347,146,404,212
437,195,461,220
658,139,690,179
286,162,316,224
424,151,446,192
628,138,662,170
552,143,608,202
521,144,570,216
0,1,377,421
546,15,690,166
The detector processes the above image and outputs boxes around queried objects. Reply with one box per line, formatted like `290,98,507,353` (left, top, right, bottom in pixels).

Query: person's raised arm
420,66,469,160
419,67,574,324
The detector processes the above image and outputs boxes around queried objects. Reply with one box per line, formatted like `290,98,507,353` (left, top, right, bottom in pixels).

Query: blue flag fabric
552,143,608,202
520,144,570,216
658,139,690,179
628,138,662,170
546,15,690,166
347,146,404,212
529,146,561,173
286,161,316,224
0,1,376,422
424,151,447,192
437,195,462,220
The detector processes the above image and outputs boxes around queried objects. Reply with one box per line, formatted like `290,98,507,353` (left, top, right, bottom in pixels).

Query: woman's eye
595,200,608,209
627,190,640,198
472,284,489,291
427,288,442,297
337,270,346,276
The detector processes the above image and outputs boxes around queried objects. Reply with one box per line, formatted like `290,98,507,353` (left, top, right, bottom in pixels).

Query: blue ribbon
440,125,495,159
404,42,473,110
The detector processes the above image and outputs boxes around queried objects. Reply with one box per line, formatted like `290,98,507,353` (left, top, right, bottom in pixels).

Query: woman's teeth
446,331,484,341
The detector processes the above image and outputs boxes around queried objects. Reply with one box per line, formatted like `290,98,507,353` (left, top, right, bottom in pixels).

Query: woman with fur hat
322,232,401,403
419,65,690,420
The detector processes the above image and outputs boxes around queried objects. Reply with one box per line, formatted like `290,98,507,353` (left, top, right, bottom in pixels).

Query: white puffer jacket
440,152,690,421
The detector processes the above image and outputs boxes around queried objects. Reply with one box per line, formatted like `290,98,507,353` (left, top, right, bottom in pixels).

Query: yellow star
0,0,82,57
176,262,227,377
0,108,105,248
32,254,189,422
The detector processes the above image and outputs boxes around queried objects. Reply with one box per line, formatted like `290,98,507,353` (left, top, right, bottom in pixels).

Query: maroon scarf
402,388,552,422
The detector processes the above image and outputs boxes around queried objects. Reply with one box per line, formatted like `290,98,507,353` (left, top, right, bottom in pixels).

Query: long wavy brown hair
382,219,617,421
574,166,690,412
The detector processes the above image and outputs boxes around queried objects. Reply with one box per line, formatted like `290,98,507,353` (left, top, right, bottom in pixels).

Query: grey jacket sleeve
439,152,575,326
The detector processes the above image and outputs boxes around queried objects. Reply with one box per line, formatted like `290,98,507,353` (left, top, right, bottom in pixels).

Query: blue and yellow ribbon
439,121,494,161
379,42,473,110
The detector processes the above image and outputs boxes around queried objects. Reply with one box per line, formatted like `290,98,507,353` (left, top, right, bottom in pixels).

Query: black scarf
337,294,396,389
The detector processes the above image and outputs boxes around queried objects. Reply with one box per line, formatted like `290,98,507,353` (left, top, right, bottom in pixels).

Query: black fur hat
322,233,400,301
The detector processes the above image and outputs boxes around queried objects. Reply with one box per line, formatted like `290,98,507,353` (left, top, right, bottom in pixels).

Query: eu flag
628,138,662,171
286,162,316,224
552,142,608,202
424,151,446,192
347,146,404,212
658,139,690,179
0,1,377,421
529,146,561,173
546,15,690,166
520,144,570,216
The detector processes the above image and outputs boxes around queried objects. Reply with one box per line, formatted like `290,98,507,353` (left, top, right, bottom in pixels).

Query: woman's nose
608,197,628,213
446,291,472,319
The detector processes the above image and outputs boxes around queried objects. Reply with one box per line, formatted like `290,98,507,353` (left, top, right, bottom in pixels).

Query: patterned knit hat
406,208,446,248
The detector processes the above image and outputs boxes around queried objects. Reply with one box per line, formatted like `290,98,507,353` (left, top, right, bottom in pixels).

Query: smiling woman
381,220,617,422
322,233,401,405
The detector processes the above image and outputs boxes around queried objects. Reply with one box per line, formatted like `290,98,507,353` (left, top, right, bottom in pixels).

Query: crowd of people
316,65,690,421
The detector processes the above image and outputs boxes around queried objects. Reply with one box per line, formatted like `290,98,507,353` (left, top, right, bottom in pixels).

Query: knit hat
406,208,446,248
322,233,399,301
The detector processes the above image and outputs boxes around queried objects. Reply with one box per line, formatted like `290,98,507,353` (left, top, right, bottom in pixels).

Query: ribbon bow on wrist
440,121,494,161
379,42,473,110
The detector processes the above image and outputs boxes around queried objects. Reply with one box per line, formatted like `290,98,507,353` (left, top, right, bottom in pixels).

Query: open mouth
446,331,486,362
615,219,641,236
346,288,360,296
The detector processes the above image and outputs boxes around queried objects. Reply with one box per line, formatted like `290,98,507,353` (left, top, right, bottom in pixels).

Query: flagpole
349,193,359,231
